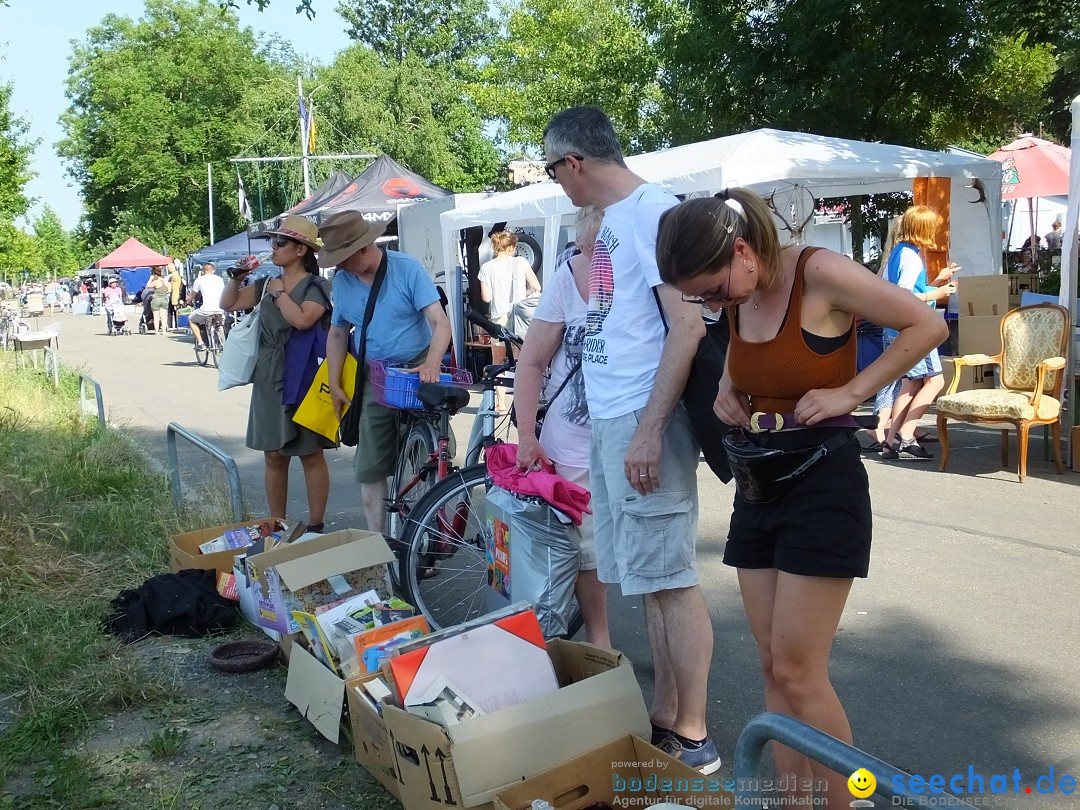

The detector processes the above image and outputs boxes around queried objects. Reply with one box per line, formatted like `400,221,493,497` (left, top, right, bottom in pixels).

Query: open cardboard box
383,639,649,810
958,275,1009,317
244,529,393,634
494,735,734,810
284,640,353,744
169,516,290,579
346,670,402,799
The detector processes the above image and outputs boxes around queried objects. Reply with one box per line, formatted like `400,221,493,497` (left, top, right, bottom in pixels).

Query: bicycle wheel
388,420,438,548
194,340,209,366
399,464,493,630
209,325,225,369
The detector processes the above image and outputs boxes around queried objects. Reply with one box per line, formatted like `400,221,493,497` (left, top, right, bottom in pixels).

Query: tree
930,34,1058,155
313,46,501,191
0,223,42,283
32,206,80,278
336,0,495,69
58,0,300,254
0,80,36,223
658,0,993,148
476,0,665,154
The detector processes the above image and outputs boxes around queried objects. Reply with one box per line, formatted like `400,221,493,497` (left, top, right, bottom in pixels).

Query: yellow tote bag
292,354,357,442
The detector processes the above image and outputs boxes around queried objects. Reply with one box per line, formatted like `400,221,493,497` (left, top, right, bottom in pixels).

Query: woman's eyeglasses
271,235,293,248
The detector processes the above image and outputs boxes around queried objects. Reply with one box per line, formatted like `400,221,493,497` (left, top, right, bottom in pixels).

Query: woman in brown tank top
656,190,945,808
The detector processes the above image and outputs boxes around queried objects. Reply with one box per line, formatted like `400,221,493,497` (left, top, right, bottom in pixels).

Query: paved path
36,311,1080,805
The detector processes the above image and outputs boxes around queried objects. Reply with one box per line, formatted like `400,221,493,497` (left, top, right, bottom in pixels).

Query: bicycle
193,314,225,368
390,310,584,636
385,309,517,546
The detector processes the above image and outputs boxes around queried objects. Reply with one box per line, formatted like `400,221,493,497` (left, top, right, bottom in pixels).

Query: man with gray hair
543,106,717,773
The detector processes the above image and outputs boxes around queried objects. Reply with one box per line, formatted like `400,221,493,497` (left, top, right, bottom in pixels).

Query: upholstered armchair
936,303,1069,482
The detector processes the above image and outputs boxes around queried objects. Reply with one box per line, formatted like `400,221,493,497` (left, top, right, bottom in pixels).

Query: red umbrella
988,136,1071,255
988,136,1071,199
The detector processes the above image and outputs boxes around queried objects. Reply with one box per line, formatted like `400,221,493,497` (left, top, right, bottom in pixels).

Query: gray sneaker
657,734,722,775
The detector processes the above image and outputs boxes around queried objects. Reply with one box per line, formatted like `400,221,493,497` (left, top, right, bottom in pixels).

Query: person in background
186,263,225,348
656,189,945,807
543,105,717,773
879,206,956,460
514,205,610,648
478,230,541,412
142,266,170,336
322,210,452,536
1045,220,1063,251
220,215,334,532
168,263,184,330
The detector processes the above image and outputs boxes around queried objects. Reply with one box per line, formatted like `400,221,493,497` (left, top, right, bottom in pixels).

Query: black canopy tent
312,155,452,231
248,169,354,236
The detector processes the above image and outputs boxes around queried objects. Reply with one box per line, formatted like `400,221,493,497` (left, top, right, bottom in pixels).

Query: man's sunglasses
545,154,584,180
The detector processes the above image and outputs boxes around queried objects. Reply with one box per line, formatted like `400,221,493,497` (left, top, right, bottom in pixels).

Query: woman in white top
513,207,609,648
479,230,541,412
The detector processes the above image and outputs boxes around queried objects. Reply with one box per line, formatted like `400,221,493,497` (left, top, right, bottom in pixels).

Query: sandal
855,430,883,453
914,428,938,443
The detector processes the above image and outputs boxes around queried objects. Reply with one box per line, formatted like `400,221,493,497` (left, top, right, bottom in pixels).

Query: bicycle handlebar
465,308,523,347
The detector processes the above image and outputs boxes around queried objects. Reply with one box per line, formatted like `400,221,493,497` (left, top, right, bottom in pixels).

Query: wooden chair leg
937,413,950,472
1018,422,1030,482
1000,430,1009,469
1051,420,1064,474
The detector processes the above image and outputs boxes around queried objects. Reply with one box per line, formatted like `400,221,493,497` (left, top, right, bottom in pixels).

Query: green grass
0,354,232,788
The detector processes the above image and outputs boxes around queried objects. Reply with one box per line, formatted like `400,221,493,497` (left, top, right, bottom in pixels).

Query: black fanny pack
721,429,853,504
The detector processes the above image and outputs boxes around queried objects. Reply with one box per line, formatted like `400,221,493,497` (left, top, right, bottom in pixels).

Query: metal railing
734,713,971,807
78,372,106,429
166,422,245,522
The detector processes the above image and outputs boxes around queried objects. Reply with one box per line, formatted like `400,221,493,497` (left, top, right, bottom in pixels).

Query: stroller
106,298,130,336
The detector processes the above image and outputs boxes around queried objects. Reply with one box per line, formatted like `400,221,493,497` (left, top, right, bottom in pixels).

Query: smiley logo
848,768,876,798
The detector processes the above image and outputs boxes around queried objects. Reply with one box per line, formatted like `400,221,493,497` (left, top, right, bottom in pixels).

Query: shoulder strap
354,250,389,398
545,358,582,408
652,287,669,334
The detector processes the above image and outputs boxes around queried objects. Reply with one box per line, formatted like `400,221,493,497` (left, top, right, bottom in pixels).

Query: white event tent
1060,94,1080,445
440,128,1004,358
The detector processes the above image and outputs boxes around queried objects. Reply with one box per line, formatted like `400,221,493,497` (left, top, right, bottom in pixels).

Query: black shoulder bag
652,289,733,483
339,253,388,448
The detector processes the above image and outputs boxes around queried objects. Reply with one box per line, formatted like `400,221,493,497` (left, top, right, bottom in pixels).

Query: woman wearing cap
221,215,334,532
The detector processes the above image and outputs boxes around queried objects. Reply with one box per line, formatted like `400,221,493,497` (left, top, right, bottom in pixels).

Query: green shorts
354,351,426,485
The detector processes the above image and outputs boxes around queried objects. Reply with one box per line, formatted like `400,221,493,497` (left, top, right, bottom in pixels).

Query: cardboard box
383,639,650,810
244,529,394,634
958,275,1009,316
941,357,995,393
494,735,734,810
346,672,402,799
169,517,287,579
958,315,1003,356
284,640,354,744
1009,272,1039,296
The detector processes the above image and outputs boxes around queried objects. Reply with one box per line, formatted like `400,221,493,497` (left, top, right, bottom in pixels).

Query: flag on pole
307,104,316,153
237,170,253,223
298,96,309,150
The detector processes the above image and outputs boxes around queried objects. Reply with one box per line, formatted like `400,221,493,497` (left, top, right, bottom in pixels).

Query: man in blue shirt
322,210,451,533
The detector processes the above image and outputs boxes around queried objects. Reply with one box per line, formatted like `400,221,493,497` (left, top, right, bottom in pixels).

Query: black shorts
724,428,872,578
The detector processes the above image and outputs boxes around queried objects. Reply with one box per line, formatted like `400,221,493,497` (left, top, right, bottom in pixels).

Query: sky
0,0,354,230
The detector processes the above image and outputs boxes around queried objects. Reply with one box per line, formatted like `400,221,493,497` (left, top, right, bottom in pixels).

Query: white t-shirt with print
534,259,590,468
583,183,678,419
192,273,225,314
478,255,530,320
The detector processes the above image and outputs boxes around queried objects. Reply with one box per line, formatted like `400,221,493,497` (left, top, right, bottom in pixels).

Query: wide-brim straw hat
265,214,321,252
317,211,388,267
